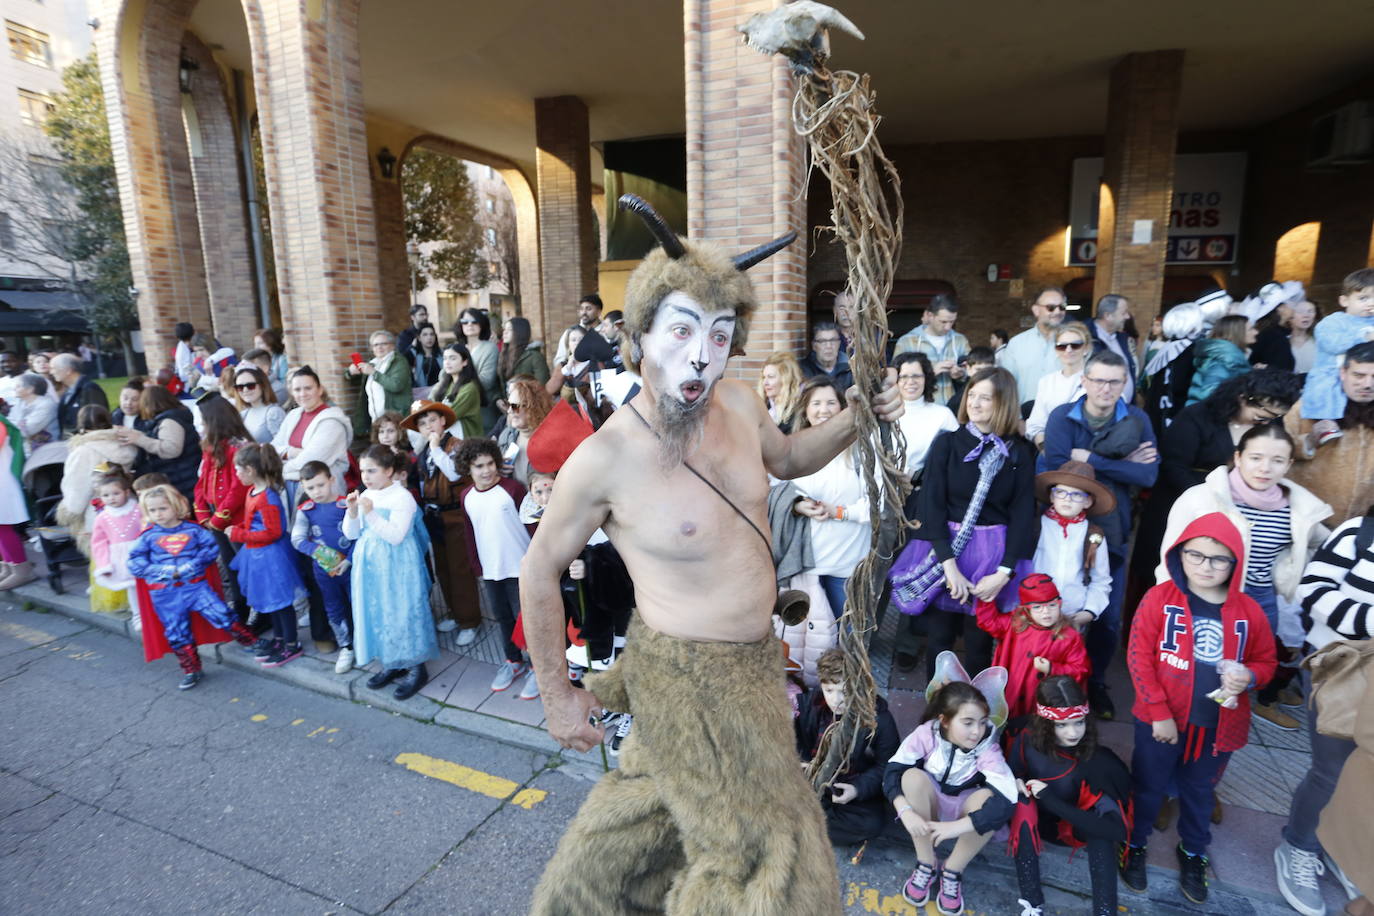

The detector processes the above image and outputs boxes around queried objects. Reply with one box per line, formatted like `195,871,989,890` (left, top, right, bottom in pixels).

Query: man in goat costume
520,195,903,914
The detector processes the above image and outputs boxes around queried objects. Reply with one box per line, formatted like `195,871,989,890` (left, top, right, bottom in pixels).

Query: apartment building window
435,291,460,329
0,212,14,250
17,88,55,127
485,198,495,213
7,22,52,68
484,227,497,245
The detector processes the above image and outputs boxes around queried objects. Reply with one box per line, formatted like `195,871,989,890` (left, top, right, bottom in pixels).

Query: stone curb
2,582,603,773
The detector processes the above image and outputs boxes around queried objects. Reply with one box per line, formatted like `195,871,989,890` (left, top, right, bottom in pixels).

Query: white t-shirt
463,483,531,580
791,451,872,578
897,399,959,478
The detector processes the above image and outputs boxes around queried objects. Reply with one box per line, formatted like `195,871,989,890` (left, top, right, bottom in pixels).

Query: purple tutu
889,522,1032,617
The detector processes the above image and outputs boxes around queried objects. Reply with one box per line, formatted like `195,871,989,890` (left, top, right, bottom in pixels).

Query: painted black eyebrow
666,304,736,328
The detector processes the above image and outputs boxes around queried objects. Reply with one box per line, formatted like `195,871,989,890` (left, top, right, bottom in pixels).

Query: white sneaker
609,714,632,756
518,671,540,700
335,648,355,674
490,660,526,692
456,627,477,647
436,619,457,632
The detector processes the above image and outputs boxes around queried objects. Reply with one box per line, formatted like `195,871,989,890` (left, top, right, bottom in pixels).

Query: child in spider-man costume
127,484,257,689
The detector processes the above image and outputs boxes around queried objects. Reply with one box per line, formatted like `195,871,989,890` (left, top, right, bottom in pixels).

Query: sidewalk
6,556,1351,914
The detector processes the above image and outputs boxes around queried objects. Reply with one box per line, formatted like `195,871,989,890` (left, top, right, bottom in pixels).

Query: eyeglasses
460,319,478,325
1040,303,1067,312
234,381,258,391
1181,548,1236,571
1083,377,1126,389
508,403,525,411
814,337,841,346
1050,487,1090,503
1244,396,1287,421
1054,341,1085,351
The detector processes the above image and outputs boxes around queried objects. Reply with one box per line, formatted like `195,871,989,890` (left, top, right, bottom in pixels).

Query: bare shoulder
715,378,769,420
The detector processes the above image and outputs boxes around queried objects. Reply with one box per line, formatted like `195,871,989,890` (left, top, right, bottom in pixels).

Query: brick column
534,95,596,344
1092,51,1184,330
371,172,411,332
245,0,383,390
686,0,807,378
182,35,259,352
97,0,210,364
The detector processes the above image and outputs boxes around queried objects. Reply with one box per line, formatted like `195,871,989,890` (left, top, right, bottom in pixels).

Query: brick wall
534,96,596,345
686,0,808,378
370,172,410,333
182,34,260,353
1237,73,1374,307
99,0,212,367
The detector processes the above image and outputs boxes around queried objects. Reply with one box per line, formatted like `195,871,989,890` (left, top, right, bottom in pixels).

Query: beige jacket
1155,465,1332,601
1284,401,1374,527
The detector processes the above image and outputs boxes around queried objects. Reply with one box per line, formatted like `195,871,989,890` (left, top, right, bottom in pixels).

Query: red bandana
1046,506,1086,538
1036,703,1090,721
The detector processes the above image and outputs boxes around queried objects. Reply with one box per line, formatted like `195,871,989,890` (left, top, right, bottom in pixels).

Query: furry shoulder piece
618,194,796,372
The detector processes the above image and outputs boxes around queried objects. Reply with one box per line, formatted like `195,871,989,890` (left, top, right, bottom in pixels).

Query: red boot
227,620,258,648
172,644,204,690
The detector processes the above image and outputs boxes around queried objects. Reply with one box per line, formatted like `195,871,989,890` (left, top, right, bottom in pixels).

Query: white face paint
641,291,736,408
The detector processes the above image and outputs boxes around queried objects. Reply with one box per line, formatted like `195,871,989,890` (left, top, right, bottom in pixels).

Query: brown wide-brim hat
399,399,456,432
1034,459,1116,516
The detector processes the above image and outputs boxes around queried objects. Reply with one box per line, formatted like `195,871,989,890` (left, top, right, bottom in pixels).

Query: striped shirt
1298,516,1374,650
1236,503,1292,589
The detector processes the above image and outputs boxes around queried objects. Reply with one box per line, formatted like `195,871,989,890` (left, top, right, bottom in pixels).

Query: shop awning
0,289,90,335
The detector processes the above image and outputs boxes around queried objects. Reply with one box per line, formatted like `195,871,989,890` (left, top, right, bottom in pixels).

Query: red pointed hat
526,399,595,474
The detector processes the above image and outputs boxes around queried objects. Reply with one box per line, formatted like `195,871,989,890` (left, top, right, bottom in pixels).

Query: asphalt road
0,603,1301,915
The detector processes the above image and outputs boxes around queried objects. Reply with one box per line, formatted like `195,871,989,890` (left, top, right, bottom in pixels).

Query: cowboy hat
399,399,456,432
1034,459,1116,516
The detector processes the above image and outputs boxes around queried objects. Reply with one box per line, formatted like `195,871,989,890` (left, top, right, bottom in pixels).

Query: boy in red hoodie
1119,512,1276,905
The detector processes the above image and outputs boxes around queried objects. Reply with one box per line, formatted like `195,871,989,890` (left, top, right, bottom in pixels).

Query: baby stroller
21,442,84,593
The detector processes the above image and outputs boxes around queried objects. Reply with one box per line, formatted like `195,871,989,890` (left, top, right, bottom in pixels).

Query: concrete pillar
97,0,210,365
686,0,808,377
182,34,259,352
246,0,384,385
1092,51,1185,330
534,95,596,344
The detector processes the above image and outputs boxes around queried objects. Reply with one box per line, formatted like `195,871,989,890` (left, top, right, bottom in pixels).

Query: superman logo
156,533,192,555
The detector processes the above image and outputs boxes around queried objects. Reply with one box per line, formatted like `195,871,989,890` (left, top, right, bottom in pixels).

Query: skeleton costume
530,197,844,915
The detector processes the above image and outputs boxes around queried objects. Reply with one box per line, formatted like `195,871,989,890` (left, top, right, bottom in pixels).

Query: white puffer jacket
1156,465,1333,602
775,573,838,688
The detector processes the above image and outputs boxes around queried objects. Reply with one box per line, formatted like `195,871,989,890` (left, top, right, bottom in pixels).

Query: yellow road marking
306,726,326,738
393,752,547,809
229,697,239,703
845,881,1004,915
250,714,268,722
291,718,305,726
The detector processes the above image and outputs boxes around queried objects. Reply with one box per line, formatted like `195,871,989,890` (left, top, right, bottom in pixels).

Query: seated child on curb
456,437,537,699
975,573,1089,729
795,647,900,847
885,660,1017,916
1031,460,1114,631
127,484,258,689
228,443,307,669
291,460,355,675
1008,676,1130,916
1120,512,1276,905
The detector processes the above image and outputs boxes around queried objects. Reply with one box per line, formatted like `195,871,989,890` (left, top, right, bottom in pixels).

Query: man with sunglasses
1042,350,1160,718
1000,287,1069,414
1088,294,1138,403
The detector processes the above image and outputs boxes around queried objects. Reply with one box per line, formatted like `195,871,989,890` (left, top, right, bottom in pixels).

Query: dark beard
651,388,710,471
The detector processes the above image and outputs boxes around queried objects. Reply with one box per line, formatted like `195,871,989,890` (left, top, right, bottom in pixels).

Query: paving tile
446,658,502,711
477,676,546,727
418,653,470,703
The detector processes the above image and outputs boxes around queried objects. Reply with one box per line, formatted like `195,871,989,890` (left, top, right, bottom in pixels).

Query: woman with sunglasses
495,377,553,487
456,308,502,432
1026,323,1091,447
230,366,285,444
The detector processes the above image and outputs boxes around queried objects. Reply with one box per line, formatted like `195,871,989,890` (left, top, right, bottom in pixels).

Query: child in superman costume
127,483,257,689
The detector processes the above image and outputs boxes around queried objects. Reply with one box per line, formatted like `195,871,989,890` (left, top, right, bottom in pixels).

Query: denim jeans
818,575,848,620
1282,669,1356,853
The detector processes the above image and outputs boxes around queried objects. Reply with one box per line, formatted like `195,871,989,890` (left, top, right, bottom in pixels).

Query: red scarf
1045,507,1087,538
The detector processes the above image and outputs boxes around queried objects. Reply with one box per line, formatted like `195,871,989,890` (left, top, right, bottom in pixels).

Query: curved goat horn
733,231,798,271
617,194,685,259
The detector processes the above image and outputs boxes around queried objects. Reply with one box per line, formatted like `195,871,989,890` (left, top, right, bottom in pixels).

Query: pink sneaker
936,867,964,915
902,862,938,907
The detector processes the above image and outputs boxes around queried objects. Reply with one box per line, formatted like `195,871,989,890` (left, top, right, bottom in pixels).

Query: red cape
136,565,234,662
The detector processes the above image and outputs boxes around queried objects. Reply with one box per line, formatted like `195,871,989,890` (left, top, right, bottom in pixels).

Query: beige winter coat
55,429,139,553
1155,465,1332,601
1284,401,1374,527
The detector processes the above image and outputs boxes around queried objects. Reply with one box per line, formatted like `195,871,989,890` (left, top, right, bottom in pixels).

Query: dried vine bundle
740,3,908,794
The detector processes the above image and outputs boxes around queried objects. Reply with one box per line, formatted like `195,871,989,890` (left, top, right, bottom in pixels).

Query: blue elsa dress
343,482,437,671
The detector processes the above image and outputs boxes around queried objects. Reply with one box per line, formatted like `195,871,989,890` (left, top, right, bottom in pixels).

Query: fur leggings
531,617,841,915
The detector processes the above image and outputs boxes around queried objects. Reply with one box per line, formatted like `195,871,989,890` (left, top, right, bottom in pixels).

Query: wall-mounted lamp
178,55,199,94
376,147,397,180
